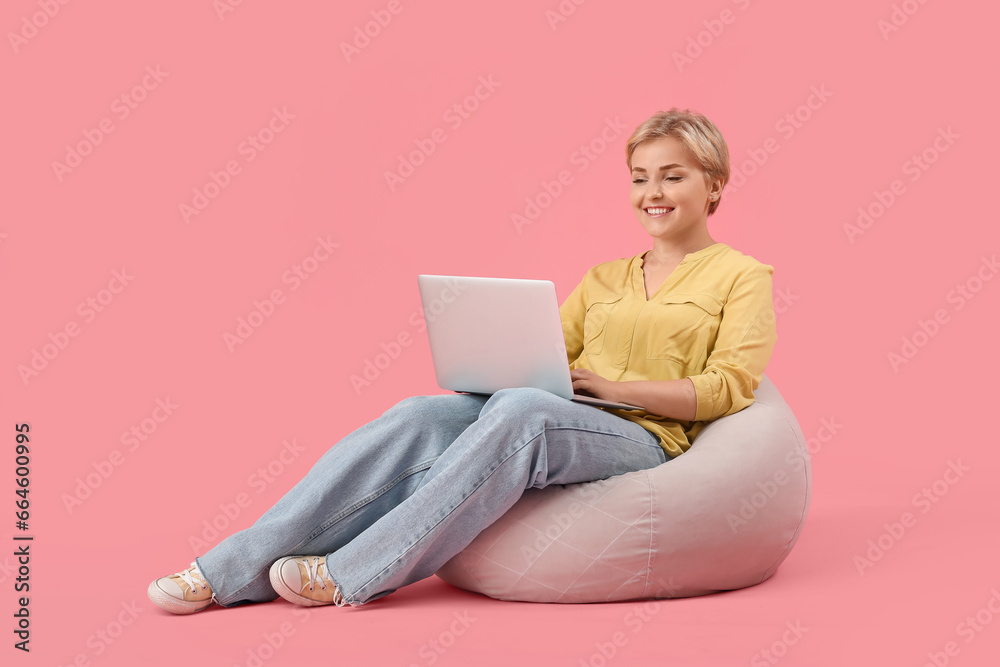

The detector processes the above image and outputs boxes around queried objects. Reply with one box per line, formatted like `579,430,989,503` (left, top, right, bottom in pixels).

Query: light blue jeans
195,387,671,607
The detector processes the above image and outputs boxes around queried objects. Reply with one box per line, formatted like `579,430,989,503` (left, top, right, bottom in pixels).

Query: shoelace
177,561,209,596
300,557,343,604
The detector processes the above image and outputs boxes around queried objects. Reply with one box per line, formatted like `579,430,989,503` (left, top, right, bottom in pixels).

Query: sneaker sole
268,557,337,607
147,579,213,614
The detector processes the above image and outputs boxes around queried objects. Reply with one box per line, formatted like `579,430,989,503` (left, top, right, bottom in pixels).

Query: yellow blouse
559,242,777,458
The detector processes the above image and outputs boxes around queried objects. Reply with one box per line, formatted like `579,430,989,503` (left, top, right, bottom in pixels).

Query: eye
664,176,682,182
631,178,646,184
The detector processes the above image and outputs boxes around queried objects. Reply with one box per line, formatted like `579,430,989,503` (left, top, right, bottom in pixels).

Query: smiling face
629,136,721,246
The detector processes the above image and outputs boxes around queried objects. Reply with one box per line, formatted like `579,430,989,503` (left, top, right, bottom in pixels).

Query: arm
559,275,587,365
687,265,777,421
568,368,697,420
612,377,697,421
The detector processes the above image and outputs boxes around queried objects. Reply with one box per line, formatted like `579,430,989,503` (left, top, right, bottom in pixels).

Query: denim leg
195,392,489,607
324,387,669,606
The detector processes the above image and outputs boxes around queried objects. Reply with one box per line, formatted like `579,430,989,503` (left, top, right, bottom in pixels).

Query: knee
482,387,560,422
394,395,426,409
385,394,432,417
387,393,482,418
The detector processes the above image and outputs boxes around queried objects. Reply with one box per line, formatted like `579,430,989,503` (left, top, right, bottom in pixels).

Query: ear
707,175,724,199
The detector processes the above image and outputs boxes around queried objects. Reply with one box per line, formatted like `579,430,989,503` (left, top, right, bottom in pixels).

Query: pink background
3,0,999,665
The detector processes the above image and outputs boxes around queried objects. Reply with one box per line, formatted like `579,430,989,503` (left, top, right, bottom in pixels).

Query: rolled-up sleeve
689,264,777,422
559,275,587,366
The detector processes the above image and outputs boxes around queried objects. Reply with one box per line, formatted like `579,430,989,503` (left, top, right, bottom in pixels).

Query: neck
645,233,717,266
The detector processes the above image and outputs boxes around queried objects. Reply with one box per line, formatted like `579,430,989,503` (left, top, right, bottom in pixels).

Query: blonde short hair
625,108,730,216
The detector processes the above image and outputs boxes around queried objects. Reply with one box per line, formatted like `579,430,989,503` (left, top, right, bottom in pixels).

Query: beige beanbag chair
436,375,811,602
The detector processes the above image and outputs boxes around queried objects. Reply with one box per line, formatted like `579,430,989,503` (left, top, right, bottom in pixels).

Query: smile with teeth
645,207,674,217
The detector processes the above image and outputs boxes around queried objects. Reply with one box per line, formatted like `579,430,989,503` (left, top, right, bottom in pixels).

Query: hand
570,368,618,403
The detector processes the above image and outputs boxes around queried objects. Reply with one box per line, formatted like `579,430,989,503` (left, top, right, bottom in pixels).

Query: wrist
611,380,629,405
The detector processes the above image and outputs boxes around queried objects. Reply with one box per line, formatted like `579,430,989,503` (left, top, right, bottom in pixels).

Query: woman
148,108,776,613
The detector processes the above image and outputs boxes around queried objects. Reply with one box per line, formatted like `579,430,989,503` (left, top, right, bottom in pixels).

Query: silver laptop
417,275,645,411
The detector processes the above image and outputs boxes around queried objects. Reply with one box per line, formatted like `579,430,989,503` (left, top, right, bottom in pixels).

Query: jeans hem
325,553,359,607
194,555,231,608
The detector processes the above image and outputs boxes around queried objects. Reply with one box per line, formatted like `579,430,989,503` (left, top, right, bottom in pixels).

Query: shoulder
579,255,637,294
584,255,634,276
710,245,775,285
695,245,774,304
713,244,773,274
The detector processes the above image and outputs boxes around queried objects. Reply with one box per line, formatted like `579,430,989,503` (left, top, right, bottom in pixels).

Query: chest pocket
646,293,723,369
583,295,623,356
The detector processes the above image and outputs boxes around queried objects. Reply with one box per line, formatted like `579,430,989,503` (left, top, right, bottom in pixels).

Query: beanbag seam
640,468,657,599
758,417,811,583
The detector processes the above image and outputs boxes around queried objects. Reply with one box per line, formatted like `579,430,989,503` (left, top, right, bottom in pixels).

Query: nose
645,181,663,202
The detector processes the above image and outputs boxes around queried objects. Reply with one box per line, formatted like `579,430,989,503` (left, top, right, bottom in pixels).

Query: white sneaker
269,556,345,607
147,562,216,614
